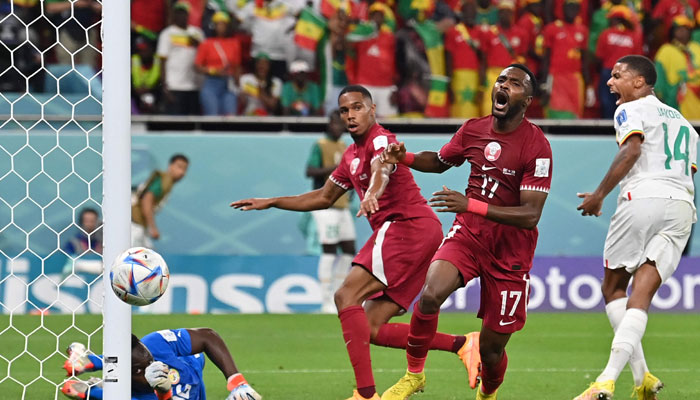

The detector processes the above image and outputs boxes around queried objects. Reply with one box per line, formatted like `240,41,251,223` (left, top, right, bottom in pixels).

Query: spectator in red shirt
541,0,590,119
195,11,242,116
444,0,483,118
551,0,589,25
652,0,699,34
349,3,398,117
478,0,529,116
131,0,168,42
515,0,545,117
594,6,643,118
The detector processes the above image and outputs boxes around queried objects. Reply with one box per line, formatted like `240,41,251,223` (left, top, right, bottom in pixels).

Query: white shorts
363,85,397,118
131,222,154,249
604,197,693,282
312,208,356,245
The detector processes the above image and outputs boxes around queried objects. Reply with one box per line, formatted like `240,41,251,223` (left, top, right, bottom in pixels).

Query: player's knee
334,287,357,311
417,290,443,314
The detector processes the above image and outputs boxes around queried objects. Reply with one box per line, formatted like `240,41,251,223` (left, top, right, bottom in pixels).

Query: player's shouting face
491,67,533,120
338,91,377,137
607,62,642,106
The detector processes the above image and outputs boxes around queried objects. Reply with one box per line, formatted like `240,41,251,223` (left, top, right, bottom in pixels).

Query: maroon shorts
432,215,535,333
353,217,443,311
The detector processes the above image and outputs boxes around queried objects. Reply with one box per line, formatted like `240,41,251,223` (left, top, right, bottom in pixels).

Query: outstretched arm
187,328,262,400
577,135,642,216
380,142,451,173
231,178,348,212
430,186,548,229
357,158,393,217
188,328,239,378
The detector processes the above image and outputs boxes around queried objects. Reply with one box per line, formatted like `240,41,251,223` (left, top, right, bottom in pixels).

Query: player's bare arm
577,135,642,217
380,142,451,173
357,158,392,217
231,178,347,212
430,186,548,229
187,328,239,378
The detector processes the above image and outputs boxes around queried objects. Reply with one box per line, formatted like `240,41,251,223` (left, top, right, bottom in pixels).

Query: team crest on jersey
350,158,360,175
484,142,502,161
169,368,180,384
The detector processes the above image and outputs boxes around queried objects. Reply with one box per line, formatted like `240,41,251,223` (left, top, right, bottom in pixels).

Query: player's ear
524,95,532,108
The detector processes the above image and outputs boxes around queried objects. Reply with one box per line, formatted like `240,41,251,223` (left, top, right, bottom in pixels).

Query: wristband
155,389,173,400
227,373,247,391
467,199,488,216
401,152,415,166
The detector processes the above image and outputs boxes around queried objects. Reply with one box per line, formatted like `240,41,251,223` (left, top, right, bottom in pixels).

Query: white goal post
0,0,131,398
102,0,132,398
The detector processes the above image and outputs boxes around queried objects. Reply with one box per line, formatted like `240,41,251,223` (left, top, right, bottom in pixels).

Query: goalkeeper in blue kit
61,328,261,400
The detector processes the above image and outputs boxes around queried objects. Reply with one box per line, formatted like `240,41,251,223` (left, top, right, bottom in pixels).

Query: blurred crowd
2,0,700,119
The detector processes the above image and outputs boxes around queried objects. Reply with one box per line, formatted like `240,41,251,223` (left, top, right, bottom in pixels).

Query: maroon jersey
331,123,438,231
436,115,552,271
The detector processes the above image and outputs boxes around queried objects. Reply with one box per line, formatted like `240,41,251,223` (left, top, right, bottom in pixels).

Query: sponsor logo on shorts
499,319,516,326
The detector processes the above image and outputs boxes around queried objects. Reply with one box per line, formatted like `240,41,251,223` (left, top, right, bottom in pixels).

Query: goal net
0,0,131,398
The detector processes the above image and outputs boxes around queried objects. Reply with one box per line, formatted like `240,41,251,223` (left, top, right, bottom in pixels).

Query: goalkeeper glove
226,373,262,400
145,361,172,392
63,343,95,376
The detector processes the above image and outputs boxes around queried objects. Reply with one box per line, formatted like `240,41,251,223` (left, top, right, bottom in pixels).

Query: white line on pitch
245,368,695,374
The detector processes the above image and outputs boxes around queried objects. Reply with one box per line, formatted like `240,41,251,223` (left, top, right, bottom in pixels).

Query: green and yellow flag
412,20,448,117
294,8,328,51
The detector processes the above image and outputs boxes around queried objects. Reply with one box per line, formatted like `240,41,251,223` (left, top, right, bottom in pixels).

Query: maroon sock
374,323,466,353
481,351,508,394
406,303,439,373
339,305,375,396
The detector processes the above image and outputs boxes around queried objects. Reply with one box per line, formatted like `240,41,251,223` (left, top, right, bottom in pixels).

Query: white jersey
613,95,698,217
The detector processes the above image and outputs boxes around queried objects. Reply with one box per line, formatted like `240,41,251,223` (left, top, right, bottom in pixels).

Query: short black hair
506,63,537,96
169,153,189,164
616,55,657,86
79,207,99,224
338,85,373,102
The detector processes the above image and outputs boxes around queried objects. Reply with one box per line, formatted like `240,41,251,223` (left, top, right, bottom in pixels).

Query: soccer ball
109,247,170,306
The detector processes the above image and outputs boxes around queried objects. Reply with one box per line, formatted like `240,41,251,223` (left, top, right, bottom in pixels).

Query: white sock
318,254,336,312
605,298,649,386
333,254,353,293
598,308,648,383
604,297,627,330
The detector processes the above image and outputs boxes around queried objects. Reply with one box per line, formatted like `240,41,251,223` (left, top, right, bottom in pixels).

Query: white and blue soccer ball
110,247,170,306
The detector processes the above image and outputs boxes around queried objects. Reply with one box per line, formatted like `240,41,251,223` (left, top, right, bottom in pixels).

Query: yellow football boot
573,380,615,400
381,370,426,400
475,383,498,400
633,372,664,400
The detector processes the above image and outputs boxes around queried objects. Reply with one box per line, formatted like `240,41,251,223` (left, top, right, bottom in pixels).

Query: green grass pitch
1,312,699,399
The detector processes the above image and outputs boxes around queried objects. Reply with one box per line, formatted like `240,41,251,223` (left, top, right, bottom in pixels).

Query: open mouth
494,91,509,111
610,89,622,104
347,123,359,133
